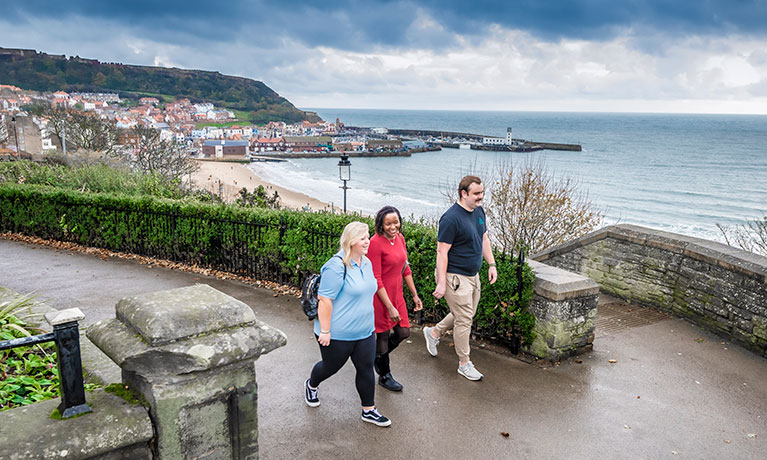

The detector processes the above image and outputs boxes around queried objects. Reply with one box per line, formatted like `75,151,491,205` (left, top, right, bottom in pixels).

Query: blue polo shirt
314,251,377,341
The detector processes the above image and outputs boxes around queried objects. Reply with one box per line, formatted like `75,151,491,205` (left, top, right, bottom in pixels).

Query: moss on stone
49,406,92,421
105,383,149,408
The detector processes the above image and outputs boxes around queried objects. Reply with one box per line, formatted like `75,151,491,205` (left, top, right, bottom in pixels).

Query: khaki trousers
433,272,481,363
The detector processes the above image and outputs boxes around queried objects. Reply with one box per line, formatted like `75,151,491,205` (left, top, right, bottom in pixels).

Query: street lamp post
338,154,351,213
11,116,20,161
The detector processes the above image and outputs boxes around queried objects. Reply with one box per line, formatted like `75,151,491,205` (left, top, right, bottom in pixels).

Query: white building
482,127,513,146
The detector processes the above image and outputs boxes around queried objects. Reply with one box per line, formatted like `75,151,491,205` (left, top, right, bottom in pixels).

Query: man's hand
488,266,498,284
317,332,331,346
432,282,446,299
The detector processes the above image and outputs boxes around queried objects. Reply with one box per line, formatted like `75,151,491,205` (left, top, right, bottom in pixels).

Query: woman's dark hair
374,205,403,236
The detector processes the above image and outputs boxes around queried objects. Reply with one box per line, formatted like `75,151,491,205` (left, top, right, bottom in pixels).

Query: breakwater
385,128,582,152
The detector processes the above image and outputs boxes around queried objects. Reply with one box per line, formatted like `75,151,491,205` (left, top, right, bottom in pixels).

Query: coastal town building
254,137,285,152
0,85,419,159
367,139,403,151
202,139,248,158
283,135,331,152
482,127,514,146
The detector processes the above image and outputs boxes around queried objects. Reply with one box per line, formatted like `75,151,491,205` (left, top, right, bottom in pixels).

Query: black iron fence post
50,313,91,419
0,308,91,419
278,215,286,284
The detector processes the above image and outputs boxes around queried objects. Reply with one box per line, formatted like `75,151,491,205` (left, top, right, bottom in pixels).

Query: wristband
489,263,497,267
320,330,330,334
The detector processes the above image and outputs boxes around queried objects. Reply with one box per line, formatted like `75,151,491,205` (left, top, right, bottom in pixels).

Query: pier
383,128,582,152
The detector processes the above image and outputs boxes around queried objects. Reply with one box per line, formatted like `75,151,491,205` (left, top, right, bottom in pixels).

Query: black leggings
309,334,376,407
375,325,410,375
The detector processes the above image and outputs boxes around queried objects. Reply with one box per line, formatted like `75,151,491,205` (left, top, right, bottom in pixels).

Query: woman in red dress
367,205,423,391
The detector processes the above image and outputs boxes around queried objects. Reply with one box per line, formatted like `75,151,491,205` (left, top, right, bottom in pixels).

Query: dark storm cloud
7,0,767,50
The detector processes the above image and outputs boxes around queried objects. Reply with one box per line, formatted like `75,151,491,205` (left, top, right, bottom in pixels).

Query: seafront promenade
1,236,765,459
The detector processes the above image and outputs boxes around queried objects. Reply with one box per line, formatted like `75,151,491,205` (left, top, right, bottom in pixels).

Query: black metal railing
0,312,91,419
0,199,341,287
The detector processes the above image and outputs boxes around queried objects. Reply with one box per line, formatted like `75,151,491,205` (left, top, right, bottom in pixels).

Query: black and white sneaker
361,408,392,427
304,379,320,407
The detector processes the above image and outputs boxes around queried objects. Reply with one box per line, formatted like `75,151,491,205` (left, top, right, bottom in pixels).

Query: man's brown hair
458,175,482,198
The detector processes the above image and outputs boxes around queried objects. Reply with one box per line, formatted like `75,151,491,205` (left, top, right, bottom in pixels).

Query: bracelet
489,263,497,267
320,330,330,334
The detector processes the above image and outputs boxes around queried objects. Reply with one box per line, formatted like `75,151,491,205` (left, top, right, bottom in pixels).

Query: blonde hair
339,221,370,266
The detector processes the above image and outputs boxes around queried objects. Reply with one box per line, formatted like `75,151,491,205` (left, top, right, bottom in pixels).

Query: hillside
0,47,319,124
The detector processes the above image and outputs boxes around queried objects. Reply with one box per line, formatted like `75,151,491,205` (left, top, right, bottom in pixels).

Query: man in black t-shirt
423,175,497,381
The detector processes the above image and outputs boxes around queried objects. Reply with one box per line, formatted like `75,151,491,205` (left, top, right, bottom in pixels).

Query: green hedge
0,184,536,344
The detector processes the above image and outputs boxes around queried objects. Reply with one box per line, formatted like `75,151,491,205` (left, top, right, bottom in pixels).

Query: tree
65,111,120,155
234,186,281,209
128,124,198,181
27,102,119,155
717,215,767,256
27,102,68,144
486,158,604,254
442,158,604,255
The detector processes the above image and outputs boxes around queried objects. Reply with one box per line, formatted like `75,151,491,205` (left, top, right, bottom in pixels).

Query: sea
248,109,767,243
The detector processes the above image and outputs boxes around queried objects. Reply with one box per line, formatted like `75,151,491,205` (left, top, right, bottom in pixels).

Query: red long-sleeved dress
368,233,412,333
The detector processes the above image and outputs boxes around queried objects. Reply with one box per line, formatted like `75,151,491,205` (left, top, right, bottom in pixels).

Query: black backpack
301,255,346,320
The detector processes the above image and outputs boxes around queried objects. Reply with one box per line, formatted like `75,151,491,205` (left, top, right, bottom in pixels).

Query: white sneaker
423,327,439,356
457,361,483,381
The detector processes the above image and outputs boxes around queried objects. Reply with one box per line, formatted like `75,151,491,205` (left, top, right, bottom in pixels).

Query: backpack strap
334,255,347,280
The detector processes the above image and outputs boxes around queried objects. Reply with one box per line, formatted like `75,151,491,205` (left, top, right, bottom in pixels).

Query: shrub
0,184,536,346
0,288,58,410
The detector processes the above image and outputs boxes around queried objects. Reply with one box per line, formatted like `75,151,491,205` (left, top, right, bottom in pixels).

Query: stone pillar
87,284,287,460
526,260,600,361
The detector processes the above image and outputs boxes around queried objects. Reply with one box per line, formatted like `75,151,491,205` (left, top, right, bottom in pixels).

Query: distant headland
0,47,319,124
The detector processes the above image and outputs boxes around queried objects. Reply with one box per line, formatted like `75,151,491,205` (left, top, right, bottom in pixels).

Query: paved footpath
2,238,766,460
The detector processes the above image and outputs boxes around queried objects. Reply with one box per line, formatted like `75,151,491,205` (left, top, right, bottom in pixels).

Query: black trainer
361,408,392,427
378,373,403,392
304,379,320,407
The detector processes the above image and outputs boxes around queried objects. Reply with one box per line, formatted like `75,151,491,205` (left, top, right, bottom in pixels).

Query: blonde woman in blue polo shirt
304,221,391,427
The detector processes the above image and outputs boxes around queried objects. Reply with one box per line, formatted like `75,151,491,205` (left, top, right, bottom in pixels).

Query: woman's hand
387,305,401,323
412,294,423,311
318,332,331,346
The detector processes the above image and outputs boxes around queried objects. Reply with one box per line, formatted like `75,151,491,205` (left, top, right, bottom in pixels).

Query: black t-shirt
437,203,486,276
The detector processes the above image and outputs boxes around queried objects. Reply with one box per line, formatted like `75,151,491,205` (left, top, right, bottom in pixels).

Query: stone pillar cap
87,284,287,377
45,308,85,327
116,284,256,346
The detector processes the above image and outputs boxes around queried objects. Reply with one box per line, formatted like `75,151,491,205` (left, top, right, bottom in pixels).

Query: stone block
88,284,286,460
753,317,767,341
0,389,152,460
115,284,257,347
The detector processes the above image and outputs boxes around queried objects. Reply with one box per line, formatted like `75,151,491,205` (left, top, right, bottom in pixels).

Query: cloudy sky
3,1,767,114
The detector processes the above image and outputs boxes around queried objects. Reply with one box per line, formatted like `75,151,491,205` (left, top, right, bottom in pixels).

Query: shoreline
191,160,339,212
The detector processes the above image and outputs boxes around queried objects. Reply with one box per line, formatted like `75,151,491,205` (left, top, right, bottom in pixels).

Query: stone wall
534,224,767,358
525,260,600,361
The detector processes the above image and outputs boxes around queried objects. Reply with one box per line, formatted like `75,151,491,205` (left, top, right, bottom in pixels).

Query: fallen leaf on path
500,432,510,438
608,359,617,364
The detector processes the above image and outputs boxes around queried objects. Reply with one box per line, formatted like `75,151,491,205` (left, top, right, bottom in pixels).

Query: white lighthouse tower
506,127,513,145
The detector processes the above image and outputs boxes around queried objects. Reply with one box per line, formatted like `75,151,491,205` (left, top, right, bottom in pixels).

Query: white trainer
423,327,439,356
457,361,483,381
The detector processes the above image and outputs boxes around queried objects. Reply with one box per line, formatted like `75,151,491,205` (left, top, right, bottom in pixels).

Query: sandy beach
191,160,337,212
